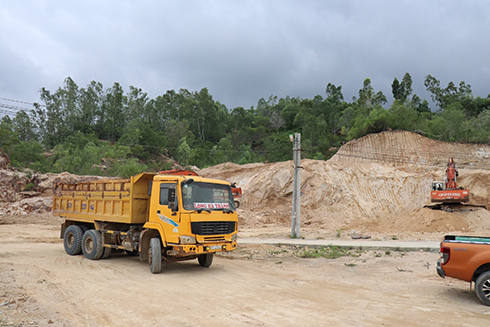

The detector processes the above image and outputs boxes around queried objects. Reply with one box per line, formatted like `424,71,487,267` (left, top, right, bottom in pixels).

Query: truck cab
141,174,238,272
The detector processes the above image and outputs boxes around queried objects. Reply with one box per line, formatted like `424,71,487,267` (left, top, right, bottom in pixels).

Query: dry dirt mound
200,131,490,236
0,171,111,214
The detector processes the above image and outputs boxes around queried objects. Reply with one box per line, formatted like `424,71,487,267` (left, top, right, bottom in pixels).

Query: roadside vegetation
1,73,490,177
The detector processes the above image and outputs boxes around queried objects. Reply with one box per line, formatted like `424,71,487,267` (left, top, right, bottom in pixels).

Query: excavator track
424,203,487,212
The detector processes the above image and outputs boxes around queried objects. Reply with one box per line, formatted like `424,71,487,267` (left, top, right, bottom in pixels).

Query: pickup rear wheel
149,238,162,274
82,229,104,260
476,271,490,306
198,253,214,267
63,225,83,255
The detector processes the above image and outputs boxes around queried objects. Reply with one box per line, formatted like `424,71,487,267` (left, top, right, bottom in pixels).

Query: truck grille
191,221,236,236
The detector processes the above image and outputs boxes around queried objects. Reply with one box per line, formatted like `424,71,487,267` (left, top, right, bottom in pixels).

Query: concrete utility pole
290,133,301,238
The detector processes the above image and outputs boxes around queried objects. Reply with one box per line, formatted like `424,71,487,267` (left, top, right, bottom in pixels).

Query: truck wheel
234,201,240,208
82,229,104,260
101,247,111,259
476,271,490,306
198,253,213,267
63,225,83,255
149,238,162,274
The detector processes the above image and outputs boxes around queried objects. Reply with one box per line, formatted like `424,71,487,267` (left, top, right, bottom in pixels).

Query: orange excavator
159,169,242,208
430,157,469,204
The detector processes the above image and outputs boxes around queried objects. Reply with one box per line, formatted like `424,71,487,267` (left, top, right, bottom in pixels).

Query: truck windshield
182,182,235,211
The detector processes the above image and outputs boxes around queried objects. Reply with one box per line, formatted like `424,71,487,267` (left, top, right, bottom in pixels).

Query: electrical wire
0,97,40,107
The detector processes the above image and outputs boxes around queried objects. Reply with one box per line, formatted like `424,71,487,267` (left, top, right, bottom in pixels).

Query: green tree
354,78,387,108
99,82,127,141
12,110,37,142
177,137,191,166
164,119,194,157
428,102,466,141
424,74,473,111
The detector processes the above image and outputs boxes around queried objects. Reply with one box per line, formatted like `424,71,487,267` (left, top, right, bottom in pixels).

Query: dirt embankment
200,131,490,238
2,130,490,237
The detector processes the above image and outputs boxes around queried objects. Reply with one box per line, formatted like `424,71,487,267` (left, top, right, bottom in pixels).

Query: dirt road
1,216,490,327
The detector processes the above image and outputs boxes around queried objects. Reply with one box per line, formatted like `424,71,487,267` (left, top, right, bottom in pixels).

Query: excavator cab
432,181,444,191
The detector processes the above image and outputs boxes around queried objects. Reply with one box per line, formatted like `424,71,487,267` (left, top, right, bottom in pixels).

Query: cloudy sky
1,0,490,114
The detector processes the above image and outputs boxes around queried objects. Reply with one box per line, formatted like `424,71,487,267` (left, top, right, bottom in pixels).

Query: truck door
155,182,180,244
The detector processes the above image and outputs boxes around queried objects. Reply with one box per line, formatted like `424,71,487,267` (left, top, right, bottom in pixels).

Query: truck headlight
232,233,238,241
181,235,196,244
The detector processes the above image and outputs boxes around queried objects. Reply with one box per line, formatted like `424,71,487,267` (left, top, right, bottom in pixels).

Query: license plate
210,245,221,250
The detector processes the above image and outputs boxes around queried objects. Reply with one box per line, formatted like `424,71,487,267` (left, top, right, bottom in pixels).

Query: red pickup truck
437,235,490,305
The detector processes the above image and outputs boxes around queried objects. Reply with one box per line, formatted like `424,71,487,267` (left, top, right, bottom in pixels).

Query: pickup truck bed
437,235,490,305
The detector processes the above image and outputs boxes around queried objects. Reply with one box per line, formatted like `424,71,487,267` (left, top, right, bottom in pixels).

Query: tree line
1,73,490,177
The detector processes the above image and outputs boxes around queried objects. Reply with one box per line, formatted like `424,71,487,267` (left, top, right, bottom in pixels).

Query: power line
0,103,33,112
0,97,39,107
0,96,39,118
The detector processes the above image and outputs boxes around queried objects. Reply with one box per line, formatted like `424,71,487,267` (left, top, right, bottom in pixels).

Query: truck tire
476,271,490,306
101,247,111,259
82,229,104,260
198,253,213,267
234,201,240,208
149,238,162,274
63,225,83,255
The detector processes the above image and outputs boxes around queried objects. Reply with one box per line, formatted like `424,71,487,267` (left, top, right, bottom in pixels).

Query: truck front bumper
167,241,238,257
436,259,445,278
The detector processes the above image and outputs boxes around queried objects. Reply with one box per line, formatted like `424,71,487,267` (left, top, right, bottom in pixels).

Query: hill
200,131,490,239
2,130,490,239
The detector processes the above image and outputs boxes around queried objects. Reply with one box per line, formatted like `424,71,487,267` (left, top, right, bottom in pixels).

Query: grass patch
296,246,353,259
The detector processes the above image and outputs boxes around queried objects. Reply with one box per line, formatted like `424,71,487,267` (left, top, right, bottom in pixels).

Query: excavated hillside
2,130,490,239
200,131,490,238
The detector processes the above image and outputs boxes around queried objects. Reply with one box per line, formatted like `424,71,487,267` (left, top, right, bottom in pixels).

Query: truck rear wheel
82,229,104,260
149,238,162,274
101,247,111,259
198,253,213,267
63,225,83,255
476,271,490,306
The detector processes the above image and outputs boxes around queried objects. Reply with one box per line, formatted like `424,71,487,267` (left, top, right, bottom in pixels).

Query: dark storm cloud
1,0,490,112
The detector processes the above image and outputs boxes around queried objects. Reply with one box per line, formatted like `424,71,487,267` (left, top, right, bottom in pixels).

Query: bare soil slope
200,131,490,238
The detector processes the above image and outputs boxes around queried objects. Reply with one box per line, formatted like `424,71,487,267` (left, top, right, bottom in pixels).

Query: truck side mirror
167,188,176,204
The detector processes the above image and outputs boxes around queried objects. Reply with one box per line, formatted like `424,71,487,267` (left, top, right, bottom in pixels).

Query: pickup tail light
440,246,450,265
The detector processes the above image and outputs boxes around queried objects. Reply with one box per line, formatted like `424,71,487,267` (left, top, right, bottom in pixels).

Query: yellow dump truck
53,172,238,273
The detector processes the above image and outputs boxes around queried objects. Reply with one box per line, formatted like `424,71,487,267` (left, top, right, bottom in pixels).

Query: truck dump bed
53,173,156,224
